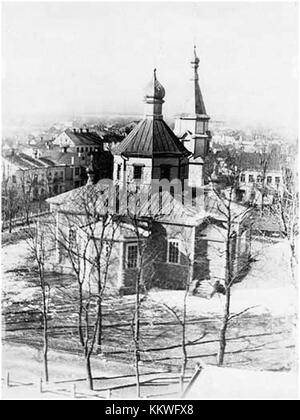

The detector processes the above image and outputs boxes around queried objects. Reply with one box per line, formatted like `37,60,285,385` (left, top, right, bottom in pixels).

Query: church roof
178,46,209,119
113,118,190,158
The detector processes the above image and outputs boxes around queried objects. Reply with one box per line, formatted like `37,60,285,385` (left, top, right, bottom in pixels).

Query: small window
240,174,245,183
192,187,197,207
12,175,17,184
275,177,280,185
126,243,138,269
267,176,272,184
133,165,143,180
103,243,111,259
69,228,77,248
75,167,80,176
117,164,122,180
248,174,254,183
168,240,180,264
160,165,171,181
257,175,262,183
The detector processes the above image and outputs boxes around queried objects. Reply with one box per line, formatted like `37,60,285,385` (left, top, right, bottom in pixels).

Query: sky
2,1,299,136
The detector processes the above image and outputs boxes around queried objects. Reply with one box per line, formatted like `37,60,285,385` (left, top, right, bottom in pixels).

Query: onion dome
144,69,165,101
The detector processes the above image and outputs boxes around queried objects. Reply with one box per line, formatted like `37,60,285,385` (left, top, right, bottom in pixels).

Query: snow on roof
47,183,206,226
184,364,298,400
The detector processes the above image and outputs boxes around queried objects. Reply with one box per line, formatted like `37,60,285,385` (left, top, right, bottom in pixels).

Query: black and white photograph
0,0,299,402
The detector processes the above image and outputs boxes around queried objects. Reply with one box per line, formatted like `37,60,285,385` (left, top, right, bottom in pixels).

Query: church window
168,240,180,264
133,165,143,180
117,164,122,180
160,165,171,181
68,228,77,249
126,243,139,269
192,187,197,207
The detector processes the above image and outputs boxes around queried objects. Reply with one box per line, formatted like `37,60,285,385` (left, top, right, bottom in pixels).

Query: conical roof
113,118,190,158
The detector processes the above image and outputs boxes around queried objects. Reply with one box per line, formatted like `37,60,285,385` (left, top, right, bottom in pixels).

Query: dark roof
195,77,207,116
113,118,190,158
65,129,103,147
3,153,56,170
42,150,79,166
216,151,283,171
239,152,282,171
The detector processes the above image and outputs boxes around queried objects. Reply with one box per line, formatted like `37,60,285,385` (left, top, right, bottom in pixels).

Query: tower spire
191,45,207,116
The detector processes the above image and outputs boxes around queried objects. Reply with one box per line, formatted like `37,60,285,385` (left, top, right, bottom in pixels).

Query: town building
2,150,68,199
53,128,104,166
236,152,284,205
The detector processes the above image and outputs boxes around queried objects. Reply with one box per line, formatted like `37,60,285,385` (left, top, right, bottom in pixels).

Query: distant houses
2,127,123,202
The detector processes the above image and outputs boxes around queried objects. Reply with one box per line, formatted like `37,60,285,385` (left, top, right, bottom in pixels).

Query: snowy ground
1,236,298,399
150,239,298,318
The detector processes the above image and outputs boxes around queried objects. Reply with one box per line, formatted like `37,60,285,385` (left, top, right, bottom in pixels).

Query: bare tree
272,164,298,286
50,184,119,390
1,178,21,233
24,218,51,382
205,149,254,366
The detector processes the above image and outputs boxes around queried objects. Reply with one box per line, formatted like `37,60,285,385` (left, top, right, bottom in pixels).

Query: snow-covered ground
184,364,298,400
150,239,298,318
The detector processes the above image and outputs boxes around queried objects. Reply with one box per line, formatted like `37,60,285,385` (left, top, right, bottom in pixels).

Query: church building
46,48,251,296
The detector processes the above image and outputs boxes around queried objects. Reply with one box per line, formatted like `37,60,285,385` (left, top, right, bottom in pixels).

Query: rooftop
3,152,56,170
113,118,190,158
64,128,103,147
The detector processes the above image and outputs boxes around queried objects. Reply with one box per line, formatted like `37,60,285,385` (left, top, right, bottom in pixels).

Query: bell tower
174,46,211,160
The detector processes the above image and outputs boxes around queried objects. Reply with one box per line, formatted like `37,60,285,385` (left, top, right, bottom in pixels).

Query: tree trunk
85,354,93,390
135,269,141,398
43,312,49,382
78,284,84,347
218,287,231,366
96,294,102,351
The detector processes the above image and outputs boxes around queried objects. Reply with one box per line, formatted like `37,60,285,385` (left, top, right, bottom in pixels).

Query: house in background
53,128,104,165
236,152,284,205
